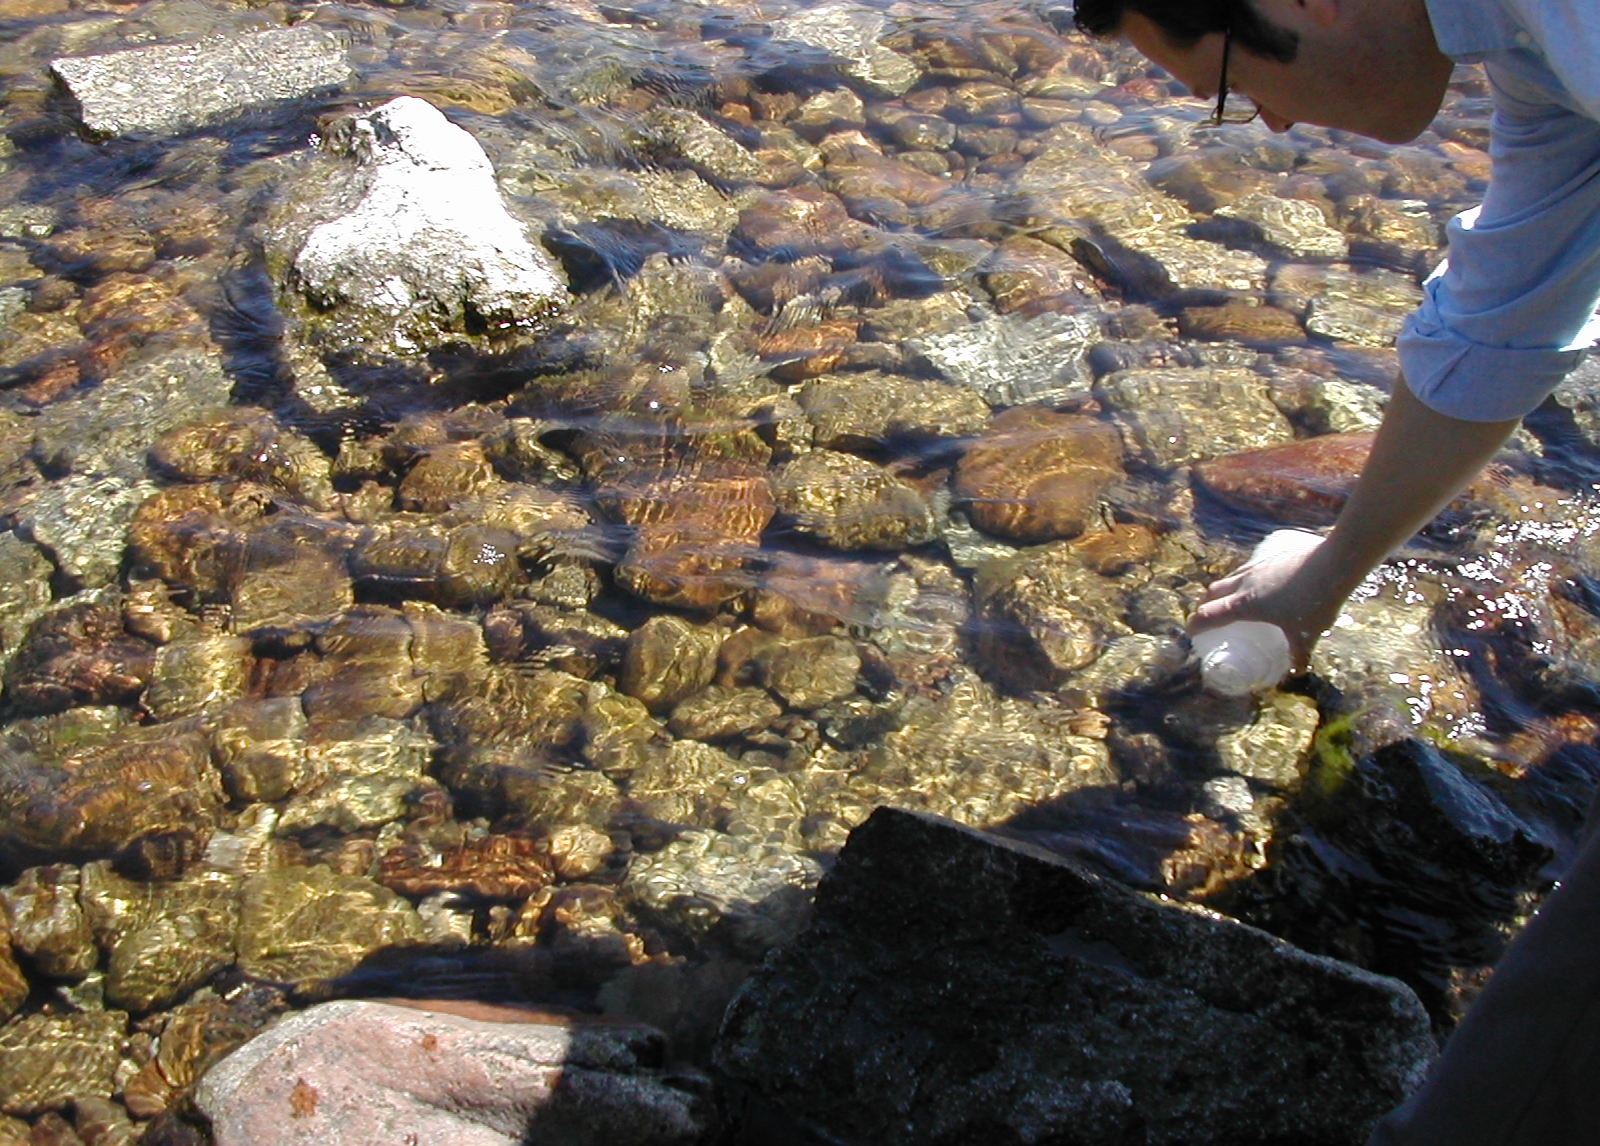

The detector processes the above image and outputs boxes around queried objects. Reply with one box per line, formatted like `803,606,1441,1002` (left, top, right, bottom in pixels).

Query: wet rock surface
51,25,352,139
0,3,1590,1143
270,96,568,359
195,999,709,1146
718,807,1435,1146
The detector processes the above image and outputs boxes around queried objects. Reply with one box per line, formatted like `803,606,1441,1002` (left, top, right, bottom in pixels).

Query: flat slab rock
715,807,1435,1146
51,24,351,138
195,999,709,1146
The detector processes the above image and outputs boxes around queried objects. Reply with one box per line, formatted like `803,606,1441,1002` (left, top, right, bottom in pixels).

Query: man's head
1073,0,1453,144
1073,0,1298,63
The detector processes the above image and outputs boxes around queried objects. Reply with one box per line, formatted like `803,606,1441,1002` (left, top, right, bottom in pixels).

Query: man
1073,0,1600,1142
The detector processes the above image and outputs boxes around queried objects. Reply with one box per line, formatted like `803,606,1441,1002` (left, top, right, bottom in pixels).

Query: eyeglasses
1206,28,1261,126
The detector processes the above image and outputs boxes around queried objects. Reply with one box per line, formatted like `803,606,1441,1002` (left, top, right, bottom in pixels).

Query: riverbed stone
0,936,23,1025
0,1010,128,1116
752,634,861,711
954,406,1125,543
1211,192,1348,261
619,615,725,714
28,347,234,482
908,309,1097,407
274,96,567,357
0,865,96,981
971,541,1131,689
769,2,921,98
796,370,990,450
143,634,253,722
0,534,53,669
668,685,783,742
51,25,352,139
278,717,437,836
234,867,425,987
0,722,221,864
1098,367,1295,469
771,450,937,551
716,806,1435,1146
79,862,240,1013
1214,691,1321,788
194,999,709,1146
804,669,1114,848
626,828,821,955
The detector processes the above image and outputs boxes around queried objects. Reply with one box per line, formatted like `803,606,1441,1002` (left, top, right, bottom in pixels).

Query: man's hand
1187,529,1339,672
1186,377,1523,674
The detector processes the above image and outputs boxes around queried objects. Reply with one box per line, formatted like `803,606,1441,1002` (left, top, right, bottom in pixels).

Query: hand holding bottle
1187,528,1330,694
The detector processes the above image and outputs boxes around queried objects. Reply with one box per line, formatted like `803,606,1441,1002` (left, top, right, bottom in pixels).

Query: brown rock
1191,433,1372,527
771,450,936,551
620,615,724,714
733,186,869,261
1177,300,1304,345
4,600,156,716
954,407,1124,543
579,415,774,612
0,725,221,863
377,833,554,900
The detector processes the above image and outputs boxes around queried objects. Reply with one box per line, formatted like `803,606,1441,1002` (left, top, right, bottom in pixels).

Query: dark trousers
1367,811,1600,1144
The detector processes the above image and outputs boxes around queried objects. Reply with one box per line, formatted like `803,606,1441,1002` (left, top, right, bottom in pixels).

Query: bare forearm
1190,375,1524,665
1312,376,1521,596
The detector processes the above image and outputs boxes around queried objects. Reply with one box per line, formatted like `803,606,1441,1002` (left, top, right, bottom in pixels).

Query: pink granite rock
193,999,708,1146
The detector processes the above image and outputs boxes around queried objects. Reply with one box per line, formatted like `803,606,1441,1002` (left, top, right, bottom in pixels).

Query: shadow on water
997,669,1600,1036
1,3,1599,1142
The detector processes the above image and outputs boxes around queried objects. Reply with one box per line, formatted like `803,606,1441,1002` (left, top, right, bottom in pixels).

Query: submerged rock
768,2,921,98
908,309,1097,407
234,867,425,988
771,450,937,551
1210,192,1349,261
0,722,221,865
0,1010,127,1117
79,862,241,1013
954,406,1124,544
51,25,352,139
971,541,1131,688
1193,432,1374,528
0,864,96,982
717,807,1434,1146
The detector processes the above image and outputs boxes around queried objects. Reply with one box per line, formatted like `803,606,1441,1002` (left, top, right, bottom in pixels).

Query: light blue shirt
1403,0,1600,420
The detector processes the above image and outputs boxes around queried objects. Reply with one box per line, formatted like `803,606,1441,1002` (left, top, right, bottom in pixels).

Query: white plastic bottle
1191,620,1292,697
1190,529,1320,696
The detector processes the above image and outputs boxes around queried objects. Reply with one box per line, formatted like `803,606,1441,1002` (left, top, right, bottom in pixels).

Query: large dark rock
716,807,1434,1146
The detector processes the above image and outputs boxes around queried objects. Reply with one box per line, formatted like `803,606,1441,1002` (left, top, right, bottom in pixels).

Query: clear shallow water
0,0,1598,1127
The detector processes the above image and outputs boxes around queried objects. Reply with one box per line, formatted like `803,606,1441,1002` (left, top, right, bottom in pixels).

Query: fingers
1199,571,1245,602
1186,595,1237,634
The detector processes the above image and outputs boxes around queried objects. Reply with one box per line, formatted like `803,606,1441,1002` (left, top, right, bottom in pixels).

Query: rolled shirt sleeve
1399,68,1600,422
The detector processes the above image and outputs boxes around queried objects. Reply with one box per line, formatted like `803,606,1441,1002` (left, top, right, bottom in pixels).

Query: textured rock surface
276,96,567,355
51,25,351,138
0,1010,127,1116
717,807,1435,1146
195,999,709,1146
954,406,1124,544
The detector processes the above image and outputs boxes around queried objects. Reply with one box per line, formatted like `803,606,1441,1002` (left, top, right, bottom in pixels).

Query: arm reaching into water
1187,378,1523,670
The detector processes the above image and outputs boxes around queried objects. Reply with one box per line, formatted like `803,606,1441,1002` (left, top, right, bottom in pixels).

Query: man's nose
1260,109,1296,132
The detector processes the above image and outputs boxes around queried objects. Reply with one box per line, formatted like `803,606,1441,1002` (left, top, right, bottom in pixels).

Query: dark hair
1072,0,1299,62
